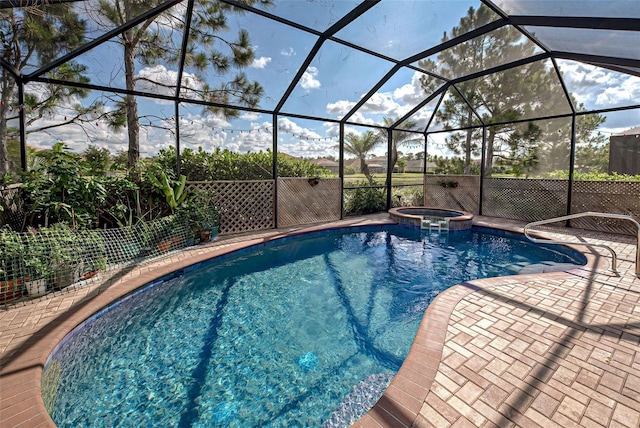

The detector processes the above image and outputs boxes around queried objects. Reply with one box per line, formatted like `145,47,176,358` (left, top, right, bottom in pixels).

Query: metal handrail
523,212,640,275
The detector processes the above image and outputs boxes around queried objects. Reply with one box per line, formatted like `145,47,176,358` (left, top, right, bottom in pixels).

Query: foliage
156,146,325,181
342,131,380,185
431,155,481,175
0,226,24,280
0,4,89,175
177,188,220,237
376,118,422,177
344,180,386,215
344,166,356,175
92,0,272,169
391,186,424,207
39,223,81,267
542,170,640,181
83,145,112,175
148,172,188,215
22,229,51,280
418,5,606,176
20,143,139,229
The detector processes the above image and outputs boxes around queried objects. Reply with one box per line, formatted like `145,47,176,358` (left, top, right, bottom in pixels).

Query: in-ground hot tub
389,207,474,231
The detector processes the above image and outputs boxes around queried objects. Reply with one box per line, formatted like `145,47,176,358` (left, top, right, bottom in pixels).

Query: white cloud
136,65,203,99
325,71,427,120
322,120,379,140
240,112,262,121
345,112,378,126
281,47,296,57
137,65,178,96
393,71,428,104
277,117,322,140
361,92,400,114
300,66,321,90
326,100,355,114
558,61,640,108
251,56,272,69
279,139,336,158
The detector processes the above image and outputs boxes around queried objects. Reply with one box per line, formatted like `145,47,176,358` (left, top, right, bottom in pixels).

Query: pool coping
354,219,608,427
0,215,612,427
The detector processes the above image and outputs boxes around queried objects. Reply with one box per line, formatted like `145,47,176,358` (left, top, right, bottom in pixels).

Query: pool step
421,217,450,232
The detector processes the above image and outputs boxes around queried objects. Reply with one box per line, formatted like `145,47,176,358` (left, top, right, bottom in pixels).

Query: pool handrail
523,211,640,276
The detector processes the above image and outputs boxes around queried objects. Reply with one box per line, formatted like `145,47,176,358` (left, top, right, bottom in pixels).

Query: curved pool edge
0,215,605,428
0,217,396,428
353,217,606,427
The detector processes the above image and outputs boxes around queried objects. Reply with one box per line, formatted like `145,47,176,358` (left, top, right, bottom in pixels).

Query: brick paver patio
1,214,639,427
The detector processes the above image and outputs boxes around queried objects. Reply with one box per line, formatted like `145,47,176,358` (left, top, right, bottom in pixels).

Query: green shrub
156,146,326,181
344,181,386,215
391,186,424,207
542,170,640,181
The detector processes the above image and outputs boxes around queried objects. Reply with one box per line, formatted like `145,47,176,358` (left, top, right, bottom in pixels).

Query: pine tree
92,0,271,169
418,5,573,176
0,4,87,176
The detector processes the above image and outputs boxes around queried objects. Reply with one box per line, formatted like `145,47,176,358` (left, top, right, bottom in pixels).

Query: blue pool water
48,226,585,427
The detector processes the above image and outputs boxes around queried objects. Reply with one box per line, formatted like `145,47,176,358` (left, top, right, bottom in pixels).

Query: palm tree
377,117,423,175
343,131,380,185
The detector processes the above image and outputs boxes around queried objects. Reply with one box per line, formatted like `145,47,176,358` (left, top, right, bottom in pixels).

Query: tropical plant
22,229,51,281
178,188,220,237
23,145,135,229
343,180,386,215
83,145,112,176
155,172,188,215
0,227,24,282
376,118,422,177
342,131,380,185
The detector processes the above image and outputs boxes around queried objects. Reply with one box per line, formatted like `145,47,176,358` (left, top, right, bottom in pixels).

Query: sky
17,0,640,160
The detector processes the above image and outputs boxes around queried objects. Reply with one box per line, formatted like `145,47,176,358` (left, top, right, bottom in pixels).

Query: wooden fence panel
424,176,639,235
277,178,342,227
423,175,479,213
571,181,640,235
483,178,568,221
186,181,274,234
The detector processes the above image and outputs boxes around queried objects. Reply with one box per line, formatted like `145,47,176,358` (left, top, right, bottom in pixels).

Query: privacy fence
2,175,638,307
0,178,342,307
425,175,640,236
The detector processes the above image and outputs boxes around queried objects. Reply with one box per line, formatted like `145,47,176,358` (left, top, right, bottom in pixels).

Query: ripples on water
49,227,584,427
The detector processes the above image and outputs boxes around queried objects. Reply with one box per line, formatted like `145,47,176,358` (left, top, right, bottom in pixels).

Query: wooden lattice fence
571,181,640,235
423,175,479,213
483,178,568,221
277,178,341,227
186,181,274,234
424,175,640,235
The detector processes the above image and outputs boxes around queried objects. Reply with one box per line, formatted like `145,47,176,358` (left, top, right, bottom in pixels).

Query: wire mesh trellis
0,215,193,308
0,184,23,231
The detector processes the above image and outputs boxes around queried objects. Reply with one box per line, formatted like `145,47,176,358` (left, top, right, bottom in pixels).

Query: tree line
0,3,612,184
0,0,271,176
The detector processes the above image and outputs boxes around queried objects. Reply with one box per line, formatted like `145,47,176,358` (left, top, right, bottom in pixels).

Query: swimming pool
46,226,585,427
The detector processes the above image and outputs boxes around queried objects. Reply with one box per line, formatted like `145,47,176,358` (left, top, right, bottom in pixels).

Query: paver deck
1,214,639,427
